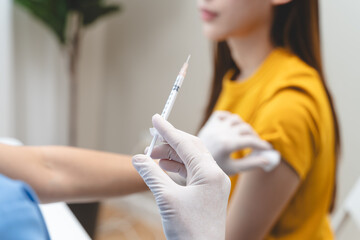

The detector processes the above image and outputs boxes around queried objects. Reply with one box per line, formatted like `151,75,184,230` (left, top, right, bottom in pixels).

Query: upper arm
226,88,319,239
254,88,320,179
226,160,300,240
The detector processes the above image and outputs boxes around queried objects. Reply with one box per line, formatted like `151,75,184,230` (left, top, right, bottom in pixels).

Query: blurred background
0,0,359,239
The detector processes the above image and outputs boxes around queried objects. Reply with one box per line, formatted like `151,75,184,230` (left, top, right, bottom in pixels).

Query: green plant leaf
14,0,120,44
67,0,120,26
14,0,69,44
82,5,120,26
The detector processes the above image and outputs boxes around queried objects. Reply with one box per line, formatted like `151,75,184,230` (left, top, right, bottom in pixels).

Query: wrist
170,219,225,240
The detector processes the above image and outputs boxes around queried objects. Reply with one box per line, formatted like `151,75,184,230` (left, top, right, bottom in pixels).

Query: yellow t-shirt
214,48,335,239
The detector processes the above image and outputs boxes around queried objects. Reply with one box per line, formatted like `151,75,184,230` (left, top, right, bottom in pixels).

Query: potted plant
15,0,120,146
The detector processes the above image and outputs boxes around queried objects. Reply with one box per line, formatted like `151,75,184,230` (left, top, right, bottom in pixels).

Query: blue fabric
0,174,50,240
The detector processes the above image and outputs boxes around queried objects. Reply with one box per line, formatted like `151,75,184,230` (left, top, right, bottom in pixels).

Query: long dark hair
201,0,340,212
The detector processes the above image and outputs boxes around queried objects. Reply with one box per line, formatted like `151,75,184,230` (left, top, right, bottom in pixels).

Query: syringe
146,55,191,157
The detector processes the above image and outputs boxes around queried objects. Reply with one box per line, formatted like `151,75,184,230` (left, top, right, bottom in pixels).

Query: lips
200,8,218,22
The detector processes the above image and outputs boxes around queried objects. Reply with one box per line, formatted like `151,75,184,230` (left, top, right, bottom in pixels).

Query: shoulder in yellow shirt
215,48,335,240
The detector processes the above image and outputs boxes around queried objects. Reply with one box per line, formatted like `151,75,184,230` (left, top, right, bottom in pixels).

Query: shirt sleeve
0,174,50,240
252,88,320,180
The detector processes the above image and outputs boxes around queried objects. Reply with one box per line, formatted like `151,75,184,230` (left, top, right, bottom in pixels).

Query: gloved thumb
132,154,174,193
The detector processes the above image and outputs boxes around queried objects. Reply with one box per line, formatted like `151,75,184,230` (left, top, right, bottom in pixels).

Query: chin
203,28,227,42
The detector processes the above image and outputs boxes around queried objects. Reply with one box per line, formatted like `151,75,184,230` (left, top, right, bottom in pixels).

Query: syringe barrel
147,56,189,158
161,74,184,120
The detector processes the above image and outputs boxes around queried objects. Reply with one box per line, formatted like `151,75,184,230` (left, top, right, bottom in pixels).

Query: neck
227,24,274,81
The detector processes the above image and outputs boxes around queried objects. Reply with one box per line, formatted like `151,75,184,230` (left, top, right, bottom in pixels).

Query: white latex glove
133,114,230,240
198,111,280,176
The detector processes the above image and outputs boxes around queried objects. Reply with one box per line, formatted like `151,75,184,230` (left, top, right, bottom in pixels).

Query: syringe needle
186,54,191,64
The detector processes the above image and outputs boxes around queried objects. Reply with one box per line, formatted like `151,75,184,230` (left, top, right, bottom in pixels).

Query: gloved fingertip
152,113,162,122
261,141,272,150
132,154,148,164
261,150,281,172
152,114,164,130
152,114,175,136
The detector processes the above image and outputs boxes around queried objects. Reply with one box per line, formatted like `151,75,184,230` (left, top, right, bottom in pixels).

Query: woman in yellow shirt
197,0,340,239
0,0,339,239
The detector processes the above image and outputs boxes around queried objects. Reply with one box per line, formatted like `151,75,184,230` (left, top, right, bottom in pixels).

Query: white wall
320,0,360,238
12,6,69,145
76,23,107,149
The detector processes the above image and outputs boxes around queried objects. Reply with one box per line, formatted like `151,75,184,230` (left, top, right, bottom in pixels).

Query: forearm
0,144,54,201
0,144,147,203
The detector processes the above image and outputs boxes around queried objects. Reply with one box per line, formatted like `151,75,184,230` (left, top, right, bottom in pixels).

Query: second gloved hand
198,111,280,176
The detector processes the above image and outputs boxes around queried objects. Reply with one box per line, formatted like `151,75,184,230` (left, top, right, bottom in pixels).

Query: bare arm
0,144,147,203
226,159,300,240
